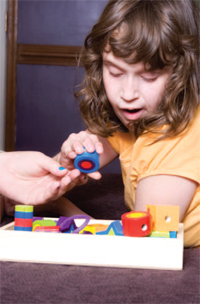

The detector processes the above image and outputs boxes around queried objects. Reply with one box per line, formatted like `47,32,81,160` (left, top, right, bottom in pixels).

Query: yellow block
126,212,146,218
146,205,179,232
87,224,109,233
79,226,96,235
108,228,115,236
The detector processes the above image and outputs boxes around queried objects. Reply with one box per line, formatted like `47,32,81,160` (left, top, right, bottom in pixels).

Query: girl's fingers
88,171,102,180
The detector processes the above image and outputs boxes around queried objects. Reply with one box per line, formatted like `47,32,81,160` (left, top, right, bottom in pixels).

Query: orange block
146,205,179,232
87,224,109,233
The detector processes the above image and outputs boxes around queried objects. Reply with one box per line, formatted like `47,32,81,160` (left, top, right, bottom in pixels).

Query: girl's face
102,50,172,129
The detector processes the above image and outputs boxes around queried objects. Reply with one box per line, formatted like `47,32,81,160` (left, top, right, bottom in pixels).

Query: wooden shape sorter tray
0,219,184,270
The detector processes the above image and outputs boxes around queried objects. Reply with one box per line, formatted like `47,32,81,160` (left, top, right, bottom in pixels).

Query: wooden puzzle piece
146,205,179,232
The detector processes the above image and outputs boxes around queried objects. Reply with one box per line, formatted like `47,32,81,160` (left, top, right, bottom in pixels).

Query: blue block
14,226,32,231
169,231,177,238
96,220,123,236
15,211,33,219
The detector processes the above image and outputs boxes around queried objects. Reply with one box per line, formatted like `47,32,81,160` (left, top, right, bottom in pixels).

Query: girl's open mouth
122,108,143,120
125,109,141,113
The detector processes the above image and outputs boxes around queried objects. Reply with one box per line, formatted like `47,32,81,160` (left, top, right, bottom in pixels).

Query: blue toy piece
169,231,177,238
96,220,124,236
74,147,99,173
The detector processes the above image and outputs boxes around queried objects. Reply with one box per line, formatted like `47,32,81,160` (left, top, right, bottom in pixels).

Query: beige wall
0,0,7,150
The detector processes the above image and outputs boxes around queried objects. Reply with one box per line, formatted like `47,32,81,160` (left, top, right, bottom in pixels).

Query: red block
121,211,152,237
14,218,33,228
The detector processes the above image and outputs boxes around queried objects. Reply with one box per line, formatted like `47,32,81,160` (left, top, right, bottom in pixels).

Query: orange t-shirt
107,107,200,247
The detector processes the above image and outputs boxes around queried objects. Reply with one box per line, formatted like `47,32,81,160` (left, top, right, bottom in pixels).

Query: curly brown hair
75,0,200,139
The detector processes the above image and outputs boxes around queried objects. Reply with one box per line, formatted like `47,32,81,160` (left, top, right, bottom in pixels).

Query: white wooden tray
0,219,184,270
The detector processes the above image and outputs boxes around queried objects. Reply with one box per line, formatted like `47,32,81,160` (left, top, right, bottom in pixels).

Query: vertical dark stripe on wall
5,0,18,151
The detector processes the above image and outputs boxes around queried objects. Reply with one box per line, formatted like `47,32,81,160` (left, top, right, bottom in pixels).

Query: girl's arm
55,130,118,180
135,175,197,221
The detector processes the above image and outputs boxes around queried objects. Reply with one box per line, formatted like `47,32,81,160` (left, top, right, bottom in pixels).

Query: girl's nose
121,76,139,102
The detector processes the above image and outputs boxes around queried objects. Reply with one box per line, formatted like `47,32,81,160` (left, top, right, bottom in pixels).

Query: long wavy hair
75,0,200,139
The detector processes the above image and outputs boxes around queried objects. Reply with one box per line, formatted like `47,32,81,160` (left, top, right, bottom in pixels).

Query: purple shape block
33,217,43,222
57,217,77,233
57,215,90,234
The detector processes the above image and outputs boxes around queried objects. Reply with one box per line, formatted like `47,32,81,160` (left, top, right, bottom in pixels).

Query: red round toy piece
81,161,93,169
74,148,99,173
121,211,152,237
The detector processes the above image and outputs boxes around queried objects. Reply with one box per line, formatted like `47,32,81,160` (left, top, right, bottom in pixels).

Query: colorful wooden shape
121,211,152,237
34,226,60,233
14,226,33,232
57,215,90,234
149,231,170,238
33,217,43,221
74,148,99,173
169,231,177,238
32,219,57,231
15,211,33,219
58,219,77,233
87,224,109,233
146,205,179,232
79,226,96,235
14,205,33,231
96,220,123,236
15,205,33,213
15,218,33,227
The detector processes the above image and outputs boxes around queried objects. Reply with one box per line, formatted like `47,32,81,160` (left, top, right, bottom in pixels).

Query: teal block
96,220,123,236
169,231,177,238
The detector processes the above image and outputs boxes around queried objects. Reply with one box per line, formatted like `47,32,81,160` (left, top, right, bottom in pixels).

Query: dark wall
16,0,121,173
17,0,107,45
16,64,85,155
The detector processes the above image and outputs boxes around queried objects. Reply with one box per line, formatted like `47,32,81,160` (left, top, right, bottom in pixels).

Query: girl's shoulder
107,131,135,154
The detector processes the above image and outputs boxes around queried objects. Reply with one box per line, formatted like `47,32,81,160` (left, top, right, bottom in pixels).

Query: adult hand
0,151,84,205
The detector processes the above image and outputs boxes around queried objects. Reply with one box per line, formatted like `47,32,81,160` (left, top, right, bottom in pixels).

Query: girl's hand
57,131,104,180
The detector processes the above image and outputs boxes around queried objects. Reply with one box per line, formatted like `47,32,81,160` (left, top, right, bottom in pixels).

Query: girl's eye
141,72,159,82
141,76,157,82
110,72,123,77
109,69,123,77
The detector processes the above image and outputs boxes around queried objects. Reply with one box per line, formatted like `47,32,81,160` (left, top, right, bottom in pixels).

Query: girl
56,0,200,247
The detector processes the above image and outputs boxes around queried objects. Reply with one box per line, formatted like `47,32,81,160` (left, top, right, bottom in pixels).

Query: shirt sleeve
134,108,200,184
